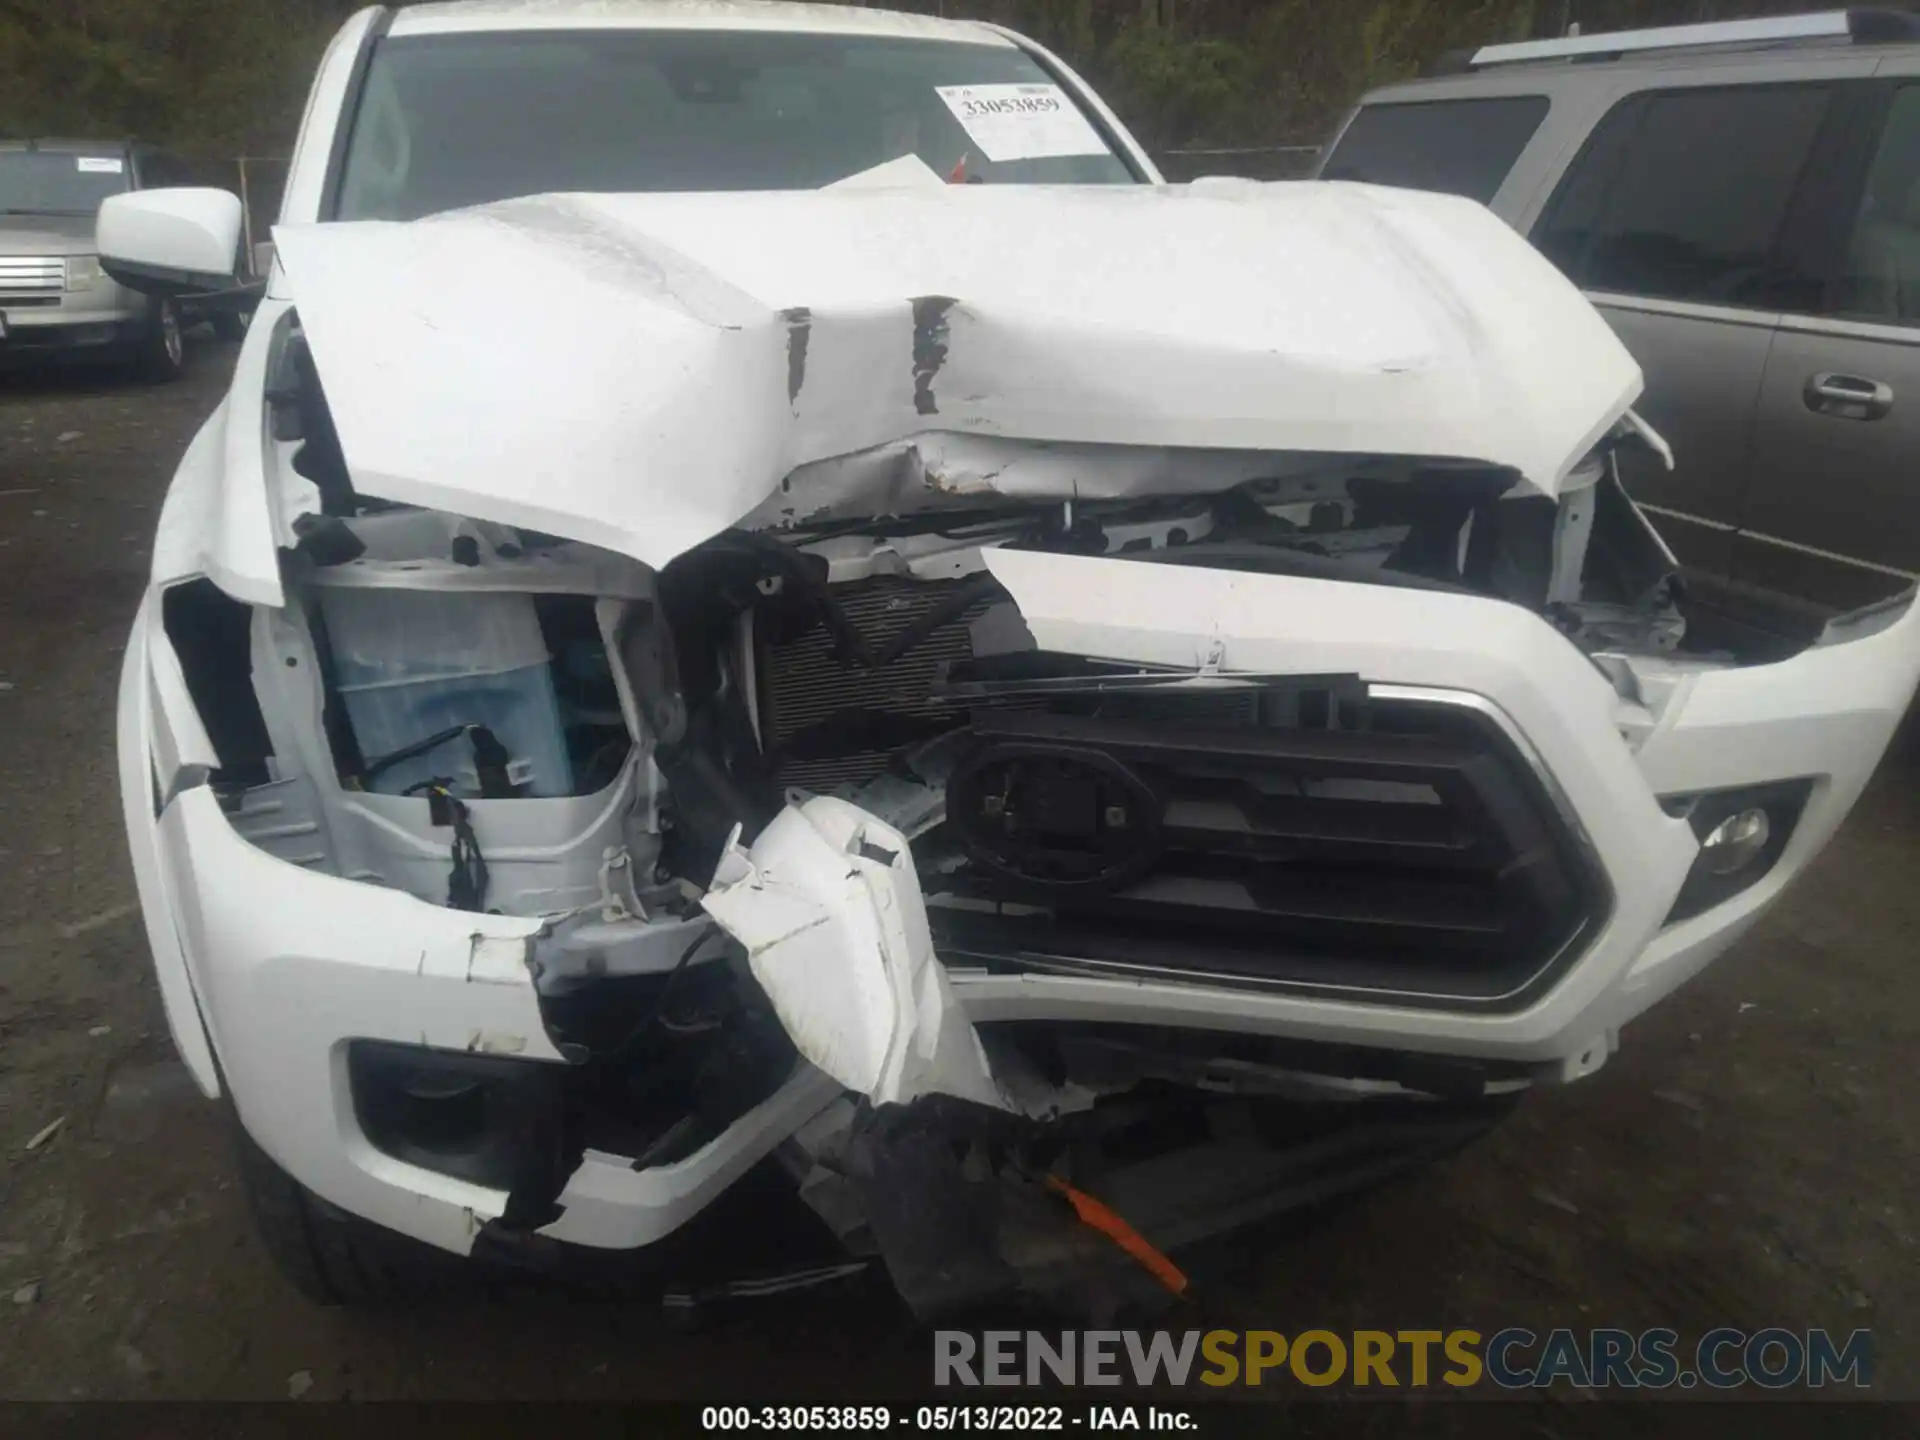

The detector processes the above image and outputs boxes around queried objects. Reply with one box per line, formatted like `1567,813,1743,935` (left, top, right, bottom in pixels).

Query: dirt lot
0,344,1915,1411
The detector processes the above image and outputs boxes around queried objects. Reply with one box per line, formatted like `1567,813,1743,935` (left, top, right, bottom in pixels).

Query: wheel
136,297,186,382
211,307,249,343
231,1112,465,1305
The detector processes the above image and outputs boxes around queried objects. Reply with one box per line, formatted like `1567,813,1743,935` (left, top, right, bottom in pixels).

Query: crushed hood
274,181,1642,568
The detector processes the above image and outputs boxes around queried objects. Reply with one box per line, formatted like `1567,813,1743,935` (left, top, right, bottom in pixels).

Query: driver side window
1830,85,1920,323
1535,83,1832,310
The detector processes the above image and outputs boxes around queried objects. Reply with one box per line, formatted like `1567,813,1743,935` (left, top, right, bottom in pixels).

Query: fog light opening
1698,807,1771,875
348,1040,566,1190
392,1073,490,1153
1662,778,1813,925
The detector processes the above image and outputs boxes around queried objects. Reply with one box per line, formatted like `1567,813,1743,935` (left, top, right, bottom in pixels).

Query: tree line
0,0,1834,161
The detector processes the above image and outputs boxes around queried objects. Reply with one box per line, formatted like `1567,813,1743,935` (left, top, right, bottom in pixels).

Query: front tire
232,1115,463,1305
136,297,185,383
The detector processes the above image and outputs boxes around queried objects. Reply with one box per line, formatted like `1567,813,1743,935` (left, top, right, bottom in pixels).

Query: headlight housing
64,254,106,290
1661,778,1813,923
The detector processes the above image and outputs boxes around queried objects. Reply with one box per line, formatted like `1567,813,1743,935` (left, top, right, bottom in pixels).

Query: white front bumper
124,560,1920,1255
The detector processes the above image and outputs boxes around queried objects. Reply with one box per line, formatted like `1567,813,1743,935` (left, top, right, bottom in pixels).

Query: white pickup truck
103,0,1920,1315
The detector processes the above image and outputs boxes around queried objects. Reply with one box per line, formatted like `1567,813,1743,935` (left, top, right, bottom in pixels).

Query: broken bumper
128,560,1920,1259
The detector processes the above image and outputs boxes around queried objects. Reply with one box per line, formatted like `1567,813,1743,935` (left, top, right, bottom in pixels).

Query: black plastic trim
926,696,1608,1014
346,1040,571,1221
1662,778,1814,924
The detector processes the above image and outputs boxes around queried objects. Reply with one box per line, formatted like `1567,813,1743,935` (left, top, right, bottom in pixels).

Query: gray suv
0,139,202,380
1320,8,1920,635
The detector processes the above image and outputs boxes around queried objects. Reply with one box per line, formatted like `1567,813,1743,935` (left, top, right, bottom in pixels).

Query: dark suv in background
1321,8,1920,637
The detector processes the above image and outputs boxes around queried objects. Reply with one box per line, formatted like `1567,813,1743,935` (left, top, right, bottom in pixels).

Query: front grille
0,257,65,297
758,576,1605,1010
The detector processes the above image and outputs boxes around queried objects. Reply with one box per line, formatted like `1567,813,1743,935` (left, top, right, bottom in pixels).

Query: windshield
0,150,130,216
335,30,1135,220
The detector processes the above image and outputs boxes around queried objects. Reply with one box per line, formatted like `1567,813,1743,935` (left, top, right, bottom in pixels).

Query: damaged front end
142,388,1650,1313
125,183,1920,1318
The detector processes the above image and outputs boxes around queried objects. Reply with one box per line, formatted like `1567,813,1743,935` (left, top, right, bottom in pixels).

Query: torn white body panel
739,433,1347,535
274,181,1642,567
148,306,290,604
703,797,1006,1111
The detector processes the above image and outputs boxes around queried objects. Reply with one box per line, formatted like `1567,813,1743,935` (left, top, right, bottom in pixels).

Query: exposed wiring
1044,1173,1189,1297
402,778,490,913
363,724,474,784
445,802,489,912
609,929,729,1059
369,724,518,798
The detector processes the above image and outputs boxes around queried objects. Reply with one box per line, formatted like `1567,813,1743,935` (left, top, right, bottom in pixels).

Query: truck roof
388,0,1012,45
1450,6,1920,72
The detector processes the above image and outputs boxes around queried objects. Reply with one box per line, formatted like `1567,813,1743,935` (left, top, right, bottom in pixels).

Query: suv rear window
0,150,130,216
1320,96,1548,204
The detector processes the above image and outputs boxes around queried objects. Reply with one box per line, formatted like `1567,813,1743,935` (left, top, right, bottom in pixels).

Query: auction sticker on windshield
77,157,125,173
934,84,1108,162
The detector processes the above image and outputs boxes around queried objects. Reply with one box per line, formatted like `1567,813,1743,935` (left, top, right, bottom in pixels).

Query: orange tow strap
1044,1173,1189,1297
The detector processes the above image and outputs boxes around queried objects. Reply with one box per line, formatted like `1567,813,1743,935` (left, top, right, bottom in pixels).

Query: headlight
1698,808,1771,875
64,254,106,290
1661,779,1812,923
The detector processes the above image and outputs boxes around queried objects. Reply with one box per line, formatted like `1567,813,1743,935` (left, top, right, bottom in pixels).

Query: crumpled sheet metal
274,182,1642,569
701,796,1008,1112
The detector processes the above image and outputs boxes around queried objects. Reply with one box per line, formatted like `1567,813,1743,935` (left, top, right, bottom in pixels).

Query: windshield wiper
0,208,92,217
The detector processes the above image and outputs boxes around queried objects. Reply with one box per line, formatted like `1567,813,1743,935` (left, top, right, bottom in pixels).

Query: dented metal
273,182,1644,567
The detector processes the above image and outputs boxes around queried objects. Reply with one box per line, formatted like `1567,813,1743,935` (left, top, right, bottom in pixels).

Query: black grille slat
1161,813,1473,866
1165,779,1468,856
946,866,1510,938
758,575,1605,1011
965,708,1488,776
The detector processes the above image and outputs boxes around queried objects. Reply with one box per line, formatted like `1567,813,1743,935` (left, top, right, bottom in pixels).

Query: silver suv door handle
1804,372,1894,420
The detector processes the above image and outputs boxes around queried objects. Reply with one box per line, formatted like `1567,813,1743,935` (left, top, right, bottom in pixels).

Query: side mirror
96,188,244,296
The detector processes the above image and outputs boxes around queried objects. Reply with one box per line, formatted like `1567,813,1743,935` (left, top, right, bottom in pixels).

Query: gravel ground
0,344,1915,1413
